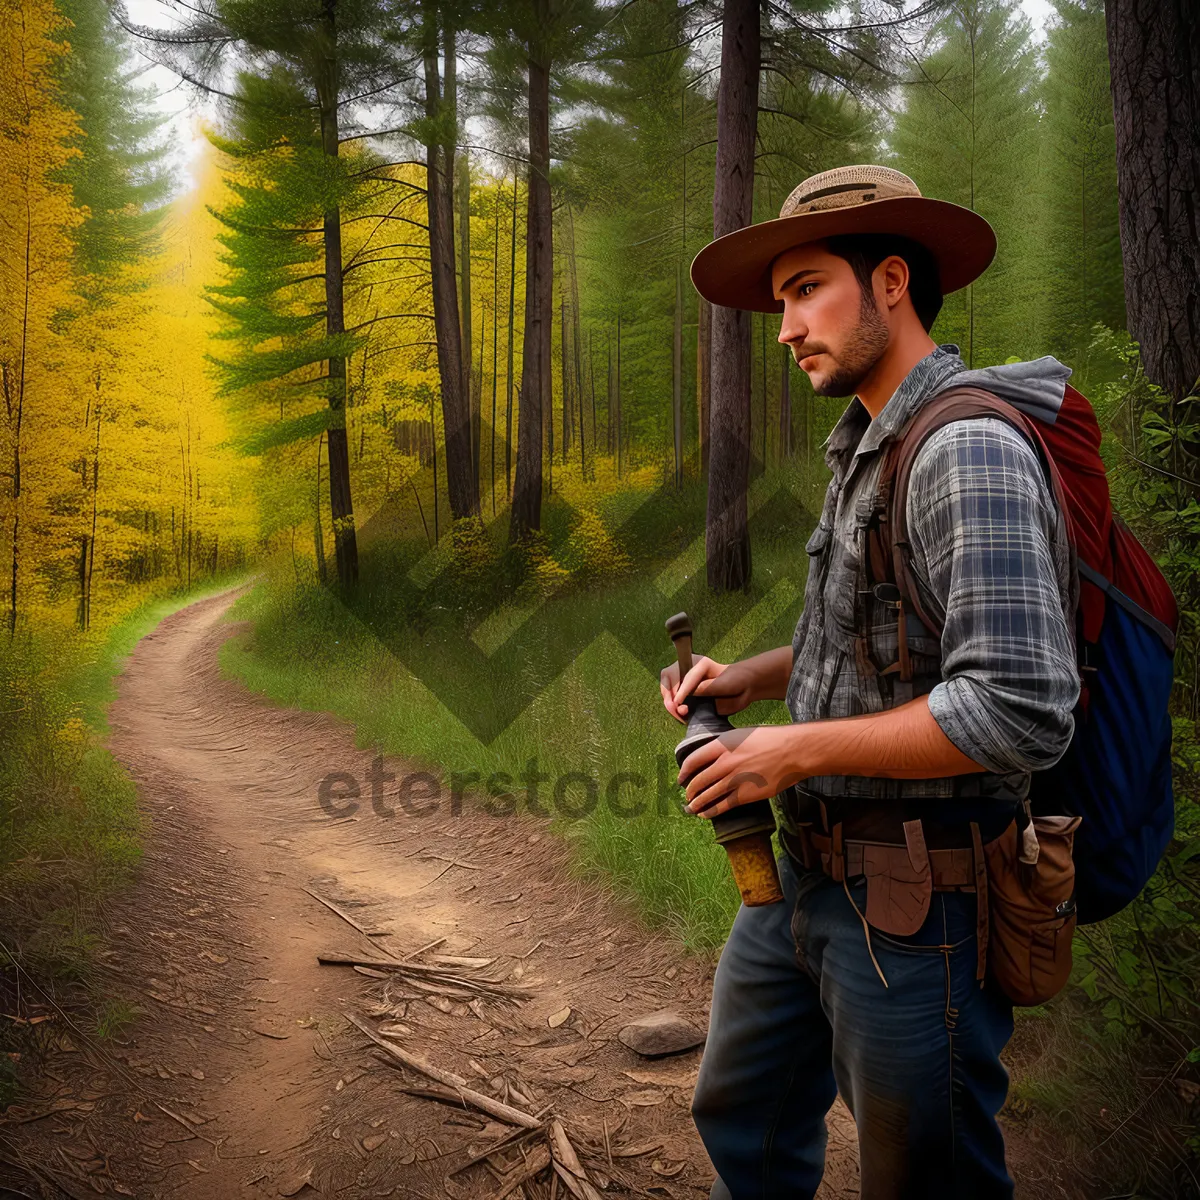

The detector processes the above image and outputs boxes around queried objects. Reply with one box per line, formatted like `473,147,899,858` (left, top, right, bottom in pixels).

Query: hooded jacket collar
821,345,1074,476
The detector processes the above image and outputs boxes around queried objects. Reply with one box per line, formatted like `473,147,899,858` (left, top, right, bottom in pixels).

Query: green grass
222,466,822,952
0,572,252,1085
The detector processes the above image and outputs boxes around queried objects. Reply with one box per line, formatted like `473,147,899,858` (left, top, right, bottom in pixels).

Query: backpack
874,383,1179,925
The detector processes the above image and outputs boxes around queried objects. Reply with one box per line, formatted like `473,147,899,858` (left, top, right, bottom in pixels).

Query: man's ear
877,255,911,312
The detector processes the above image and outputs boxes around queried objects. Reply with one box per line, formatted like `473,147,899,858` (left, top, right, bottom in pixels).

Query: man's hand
659,655,759,723
677,698,989,819
679,725,801,817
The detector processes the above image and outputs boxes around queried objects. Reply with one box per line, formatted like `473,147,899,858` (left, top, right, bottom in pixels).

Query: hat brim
689,196,997,313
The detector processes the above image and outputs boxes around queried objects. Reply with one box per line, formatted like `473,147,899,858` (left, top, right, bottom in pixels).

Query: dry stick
154,1102,219,1148
548,1120,603,1200
403,935,448,960
318,953,527,996
345,1012,541,1129
302,887,387,939
494,1144,551,1198
448,1125,544,1176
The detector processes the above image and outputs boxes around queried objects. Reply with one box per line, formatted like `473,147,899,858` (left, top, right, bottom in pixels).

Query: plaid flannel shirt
778,345,1080,835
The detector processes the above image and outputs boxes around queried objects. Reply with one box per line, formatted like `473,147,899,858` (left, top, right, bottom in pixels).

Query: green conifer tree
890,0,1041,367
1035,0,1124,364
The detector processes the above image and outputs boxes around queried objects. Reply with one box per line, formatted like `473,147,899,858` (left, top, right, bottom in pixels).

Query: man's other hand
660,656,759,724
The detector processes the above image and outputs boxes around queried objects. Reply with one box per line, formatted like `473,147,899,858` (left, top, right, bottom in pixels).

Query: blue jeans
691,852,1015,1200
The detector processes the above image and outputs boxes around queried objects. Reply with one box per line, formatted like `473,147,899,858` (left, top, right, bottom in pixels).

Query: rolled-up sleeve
907,418,1079,775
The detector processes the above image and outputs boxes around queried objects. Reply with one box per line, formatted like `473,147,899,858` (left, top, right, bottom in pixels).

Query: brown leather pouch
861,819,933,937
983,814,1082,1006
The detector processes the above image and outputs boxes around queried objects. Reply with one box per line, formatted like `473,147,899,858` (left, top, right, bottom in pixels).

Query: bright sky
124,0,1058,197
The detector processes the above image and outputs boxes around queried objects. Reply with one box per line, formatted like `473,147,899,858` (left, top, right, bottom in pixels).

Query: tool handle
665,611,694,677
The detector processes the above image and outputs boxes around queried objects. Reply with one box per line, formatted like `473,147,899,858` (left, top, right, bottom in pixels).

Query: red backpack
875,384,1178,924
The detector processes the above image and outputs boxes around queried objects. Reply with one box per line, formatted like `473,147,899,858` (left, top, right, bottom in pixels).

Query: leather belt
782,825,978,889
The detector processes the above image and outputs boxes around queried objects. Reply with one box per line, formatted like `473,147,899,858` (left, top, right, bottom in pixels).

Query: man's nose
778,302,806,347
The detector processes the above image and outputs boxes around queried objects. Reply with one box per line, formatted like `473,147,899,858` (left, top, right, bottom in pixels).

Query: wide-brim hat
690,165,997,313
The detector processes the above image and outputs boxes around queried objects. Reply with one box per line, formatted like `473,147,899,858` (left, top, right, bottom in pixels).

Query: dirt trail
0,588,861,1199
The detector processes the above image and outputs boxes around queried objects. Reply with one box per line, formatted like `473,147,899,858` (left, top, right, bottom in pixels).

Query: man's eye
798,282,817,297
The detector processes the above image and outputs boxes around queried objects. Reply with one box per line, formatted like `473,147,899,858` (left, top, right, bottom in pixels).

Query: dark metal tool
666,612,784,906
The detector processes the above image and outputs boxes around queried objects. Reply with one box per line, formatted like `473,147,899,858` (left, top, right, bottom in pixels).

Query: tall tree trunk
673,262,683,487
779,344,791,459
317,3,359,585
606,334,613,455
561,296,570,462
567,203,585,476
588,328,597,464
616,310,623,478
705,0,758,592
491,174,501,516
314,433,328,583
696,295,711,475
510,50,553,541
459,150,478,492
760,310,767,466
423,0,476,520
505,172,519,501
428,384,440,541
84,402,100,628
1106,0,1200,401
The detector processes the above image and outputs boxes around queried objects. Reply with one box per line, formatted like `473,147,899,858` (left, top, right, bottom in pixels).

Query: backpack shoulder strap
879,385,1071,642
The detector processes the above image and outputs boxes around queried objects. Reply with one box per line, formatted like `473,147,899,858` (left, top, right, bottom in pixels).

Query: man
659,165,1080,1198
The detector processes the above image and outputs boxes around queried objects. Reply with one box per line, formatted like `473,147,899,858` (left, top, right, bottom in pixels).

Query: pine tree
131,0,410,586
1035,0,1124,363
53,0,172,626
890,0,1042,367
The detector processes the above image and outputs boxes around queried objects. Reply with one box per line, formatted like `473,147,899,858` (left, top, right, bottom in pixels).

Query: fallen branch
318,952,528,997
345,1012,541,1129
494,1144,551,1198
448,1125,544,1176
548,1120,603,1200
303,888,385,938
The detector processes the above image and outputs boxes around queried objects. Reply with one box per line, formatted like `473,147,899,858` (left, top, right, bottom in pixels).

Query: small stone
617,1011,705,1058
362,1133,387,1152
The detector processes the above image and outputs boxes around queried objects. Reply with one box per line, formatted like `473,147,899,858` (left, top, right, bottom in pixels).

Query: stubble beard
804,290,890,398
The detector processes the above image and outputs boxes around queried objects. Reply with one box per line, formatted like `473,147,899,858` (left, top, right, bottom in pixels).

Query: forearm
788,695,986,780
740,645,794,703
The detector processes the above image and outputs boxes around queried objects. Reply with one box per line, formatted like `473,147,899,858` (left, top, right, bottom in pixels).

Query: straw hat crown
778,165,923,218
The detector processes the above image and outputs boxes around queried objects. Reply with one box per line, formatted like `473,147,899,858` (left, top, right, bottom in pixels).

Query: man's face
770,242,890,398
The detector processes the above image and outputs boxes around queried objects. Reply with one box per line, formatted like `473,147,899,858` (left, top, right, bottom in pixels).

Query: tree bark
1106,0,1200,401
491,173,501,515
567,202,585,477
459,149,478,492
423,1,476,521
505,171,519,502
561,295,570,462
314,433,328,584
317,3,359,585
509,49,553,540
705,0,758,592
696,294,711,474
